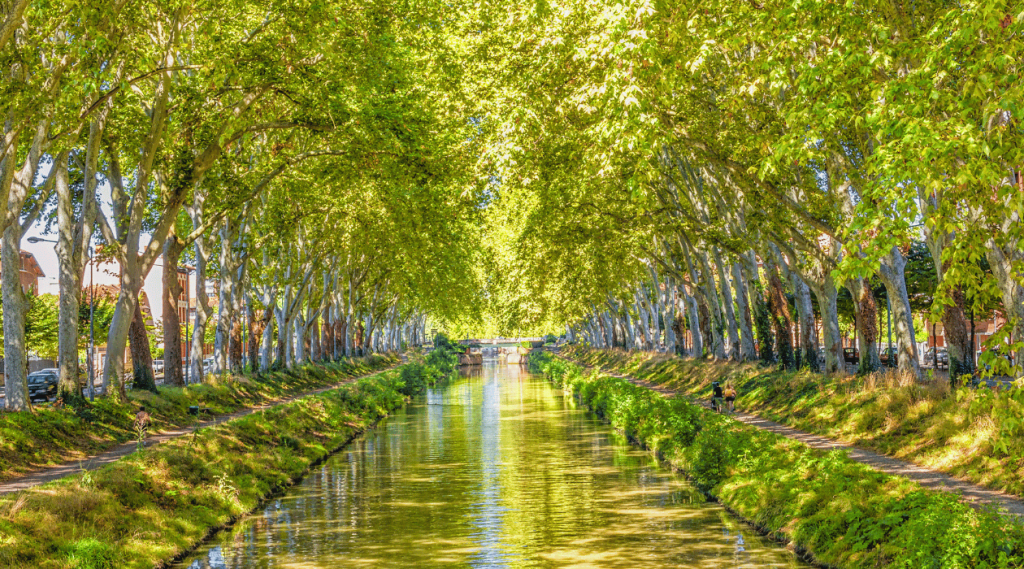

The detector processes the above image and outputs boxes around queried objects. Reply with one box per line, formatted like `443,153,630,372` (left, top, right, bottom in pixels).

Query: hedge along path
557,353,1024,519
0,361,401,496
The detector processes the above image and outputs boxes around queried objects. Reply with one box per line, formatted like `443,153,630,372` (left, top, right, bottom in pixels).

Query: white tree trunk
730,262,757,361
713,249,741,359
2,223,29,410
684,288,703,357
812,275,842,374
876,247,921,378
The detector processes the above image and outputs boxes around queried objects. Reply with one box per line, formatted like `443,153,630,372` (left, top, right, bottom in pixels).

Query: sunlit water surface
176,361,808,568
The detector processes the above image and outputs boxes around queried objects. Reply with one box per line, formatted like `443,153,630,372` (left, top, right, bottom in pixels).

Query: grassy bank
0,353,455,569
531,351,1024,569
0,354,398,481
564,346,1024,498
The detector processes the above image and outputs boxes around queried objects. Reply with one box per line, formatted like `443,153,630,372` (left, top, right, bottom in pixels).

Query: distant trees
469,0,1022,381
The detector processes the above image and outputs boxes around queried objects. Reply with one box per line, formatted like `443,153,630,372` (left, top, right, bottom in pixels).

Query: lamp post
184,267,195,384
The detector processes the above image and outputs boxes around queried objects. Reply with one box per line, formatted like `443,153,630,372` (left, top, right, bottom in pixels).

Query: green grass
532,351,1024,569
0,360,441,568
564,346,1024,498
0,355,398,482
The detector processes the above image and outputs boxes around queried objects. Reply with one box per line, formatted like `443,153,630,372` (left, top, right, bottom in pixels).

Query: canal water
176,361,807,568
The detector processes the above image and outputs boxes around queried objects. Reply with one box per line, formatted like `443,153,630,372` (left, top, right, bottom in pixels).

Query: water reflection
178,361,806,568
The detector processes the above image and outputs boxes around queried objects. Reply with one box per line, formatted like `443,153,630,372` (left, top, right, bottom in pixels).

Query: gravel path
0,364,398,495
560,355,1024,518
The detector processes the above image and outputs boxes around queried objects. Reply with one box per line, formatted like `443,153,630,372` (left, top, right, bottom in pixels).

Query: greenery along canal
176,361,807,568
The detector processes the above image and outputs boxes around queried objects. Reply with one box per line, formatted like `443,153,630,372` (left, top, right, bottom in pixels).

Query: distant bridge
458,337,544,347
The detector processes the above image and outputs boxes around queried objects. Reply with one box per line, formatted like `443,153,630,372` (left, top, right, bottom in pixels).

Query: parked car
879,347,898,367
152,359,164,375
27,370,59,402
843,347,860,365
27,369,90,401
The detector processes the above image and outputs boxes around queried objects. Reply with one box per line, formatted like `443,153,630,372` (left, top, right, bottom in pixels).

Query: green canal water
176,361,808,568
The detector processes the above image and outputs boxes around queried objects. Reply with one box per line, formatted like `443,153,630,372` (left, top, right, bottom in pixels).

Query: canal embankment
564,346,1024,500
0,354,399,484
0,352,456,569
529,351,1024,569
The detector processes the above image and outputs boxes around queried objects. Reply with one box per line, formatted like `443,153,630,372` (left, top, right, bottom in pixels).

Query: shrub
687,421,734,491
398,364,427,396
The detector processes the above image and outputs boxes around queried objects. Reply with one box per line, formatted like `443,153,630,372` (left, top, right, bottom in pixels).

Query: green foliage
535,352,1024,569
687,421,734,491
424,335,459,383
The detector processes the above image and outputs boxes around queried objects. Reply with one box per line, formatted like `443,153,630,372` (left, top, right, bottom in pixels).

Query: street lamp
27,236,96,400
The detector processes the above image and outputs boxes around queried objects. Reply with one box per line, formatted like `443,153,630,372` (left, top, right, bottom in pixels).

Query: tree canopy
1,0,1021,410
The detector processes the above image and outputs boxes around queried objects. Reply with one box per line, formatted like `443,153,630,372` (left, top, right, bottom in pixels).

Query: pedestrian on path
724,382,737,413
711,381,724,413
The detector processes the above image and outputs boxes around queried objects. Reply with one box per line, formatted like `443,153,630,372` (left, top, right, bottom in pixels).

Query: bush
398,364,427,396
687,421,734,491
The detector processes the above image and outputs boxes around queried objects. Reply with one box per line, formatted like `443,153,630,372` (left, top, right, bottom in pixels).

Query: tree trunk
846,277,881,373
765,259,795,369
790,270,819,371
246,297,257,372
731,262,757,361
876,247,921,378
229,314,243,372
744,260,775,364
810,274,842,374
713,249,741,359
985,245,1024,374
162,235,186,387
696,255,727,360
260,301,275,372
189,235,213,384
2,223,30,410
55,152,93,404
663,277,676,353
684,289,702,357
129,297,157,393
102,268,143,400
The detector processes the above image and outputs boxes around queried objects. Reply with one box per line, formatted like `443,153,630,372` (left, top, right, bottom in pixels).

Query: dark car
843,347,859,365
27,370,59,402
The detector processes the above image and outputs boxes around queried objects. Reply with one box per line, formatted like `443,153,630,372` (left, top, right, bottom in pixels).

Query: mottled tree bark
846,278,881,373
129,299,157,393
765,260,794,369
162,234,186,387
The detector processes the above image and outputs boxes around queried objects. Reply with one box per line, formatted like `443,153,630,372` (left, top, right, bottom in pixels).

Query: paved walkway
0,364,398,495
560,355,1024,518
